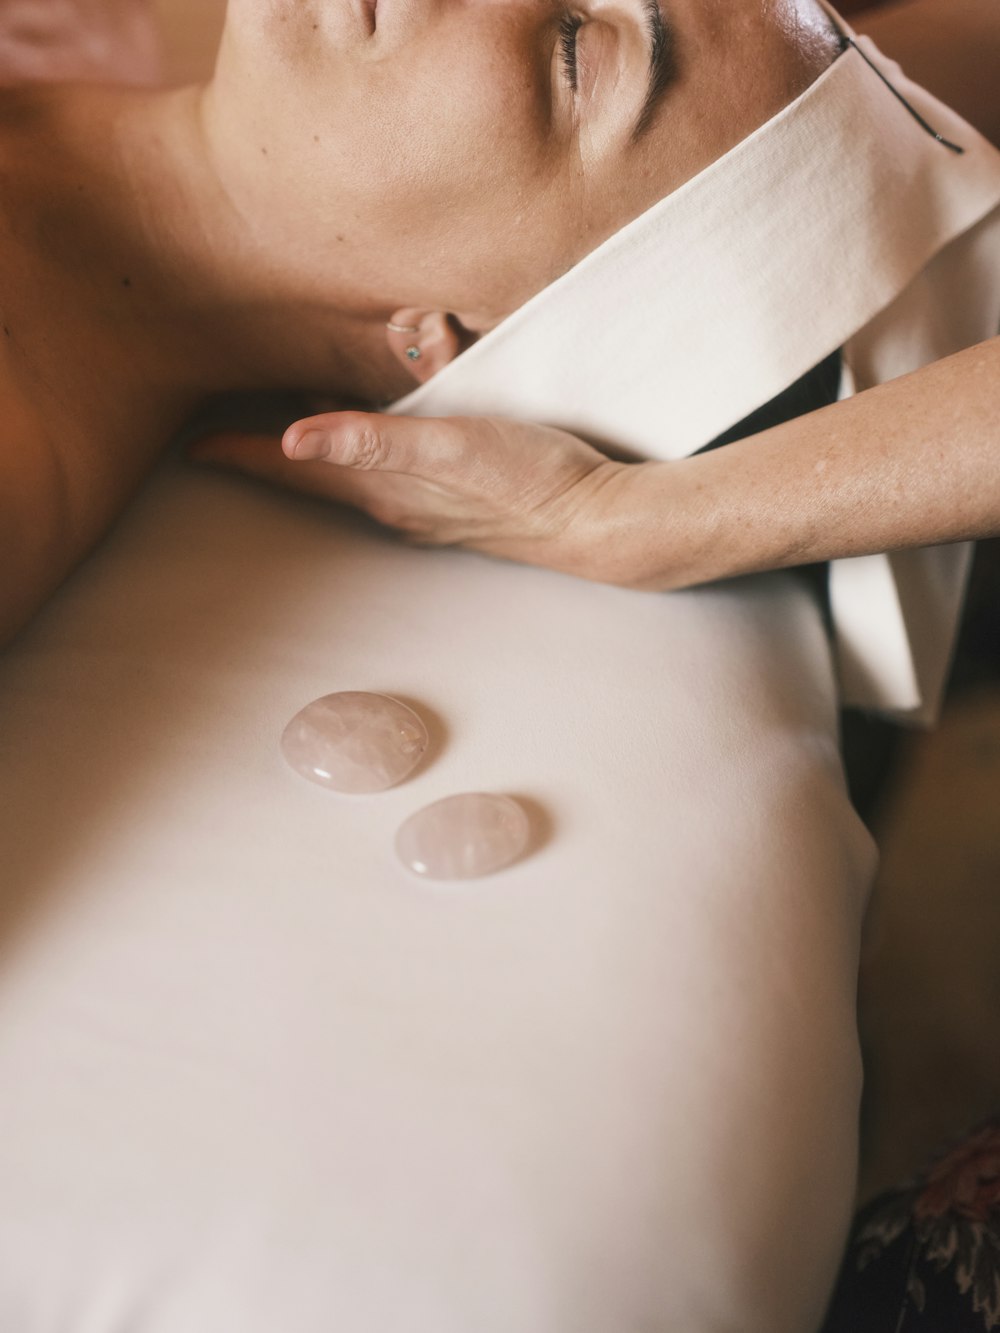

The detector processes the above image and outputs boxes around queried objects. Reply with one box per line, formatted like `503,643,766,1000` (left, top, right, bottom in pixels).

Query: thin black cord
845,36,965,155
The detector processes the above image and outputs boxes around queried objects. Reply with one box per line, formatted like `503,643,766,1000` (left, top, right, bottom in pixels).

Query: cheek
292,19,583,313
380,49,574,302
361,35,561,230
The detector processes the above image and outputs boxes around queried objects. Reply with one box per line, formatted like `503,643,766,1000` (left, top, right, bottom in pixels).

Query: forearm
197,339,1000,595
613,337,1000,590
0,415,151,647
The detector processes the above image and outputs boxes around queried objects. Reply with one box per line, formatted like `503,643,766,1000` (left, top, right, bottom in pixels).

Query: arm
191,1,1000,582
0,0,160,84
190,337,1000,591
613,336,1000,589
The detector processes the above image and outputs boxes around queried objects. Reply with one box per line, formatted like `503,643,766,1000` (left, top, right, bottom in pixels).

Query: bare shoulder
0,96,60,474
0,334,70,645
0,89,73,466
0,96,112,645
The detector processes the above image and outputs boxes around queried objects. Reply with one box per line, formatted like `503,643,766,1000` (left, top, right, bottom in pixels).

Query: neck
3,84,413,422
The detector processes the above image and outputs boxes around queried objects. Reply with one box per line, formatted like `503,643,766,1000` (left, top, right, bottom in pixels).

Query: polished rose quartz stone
396,793,530,881
281,692,429,794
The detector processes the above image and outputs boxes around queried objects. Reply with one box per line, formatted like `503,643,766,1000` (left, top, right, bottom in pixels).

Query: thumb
187,431,379,507
283,411,470,479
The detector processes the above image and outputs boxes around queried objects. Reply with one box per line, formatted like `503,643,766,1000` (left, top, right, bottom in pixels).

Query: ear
385,309,477,385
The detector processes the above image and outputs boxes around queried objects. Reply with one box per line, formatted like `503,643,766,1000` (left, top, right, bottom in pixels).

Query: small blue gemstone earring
385,321,423,363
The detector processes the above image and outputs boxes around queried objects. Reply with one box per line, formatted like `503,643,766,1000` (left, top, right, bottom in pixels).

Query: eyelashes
558,14,582,91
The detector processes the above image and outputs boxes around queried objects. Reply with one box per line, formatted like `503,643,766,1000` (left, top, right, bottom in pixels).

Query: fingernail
288,430,330,461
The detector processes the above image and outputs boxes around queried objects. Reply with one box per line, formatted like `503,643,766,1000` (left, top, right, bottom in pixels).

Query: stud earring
405,345,422,362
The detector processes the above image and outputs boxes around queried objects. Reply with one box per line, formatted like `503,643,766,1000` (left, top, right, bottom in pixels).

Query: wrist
562,458,721,591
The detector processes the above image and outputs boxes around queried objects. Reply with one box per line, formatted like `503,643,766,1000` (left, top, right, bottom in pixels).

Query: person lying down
194,2,1000,724
0,2,998,1331
4,0,998,722
0,0,883,647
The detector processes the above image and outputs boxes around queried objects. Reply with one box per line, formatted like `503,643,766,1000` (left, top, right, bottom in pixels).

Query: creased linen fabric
392,24,1000,722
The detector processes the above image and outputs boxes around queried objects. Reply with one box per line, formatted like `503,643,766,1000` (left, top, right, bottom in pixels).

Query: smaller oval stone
281,692,429,794
396,793,531,881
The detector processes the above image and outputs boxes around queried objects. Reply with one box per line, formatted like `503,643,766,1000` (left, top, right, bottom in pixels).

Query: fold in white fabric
393,24,1000,722
0,458,874,1332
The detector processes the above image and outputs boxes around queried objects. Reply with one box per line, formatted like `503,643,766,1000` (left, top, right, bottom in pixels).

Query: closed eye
558,14,583,91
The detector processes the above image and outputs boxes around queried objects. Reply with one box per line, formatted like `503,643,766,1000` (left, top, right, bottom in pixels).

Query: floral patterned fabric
824,1119,1000,1331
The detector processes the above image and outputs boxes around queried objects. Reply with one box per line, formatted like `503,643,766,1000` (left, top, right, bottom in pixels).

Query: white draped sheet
0,459,875,1332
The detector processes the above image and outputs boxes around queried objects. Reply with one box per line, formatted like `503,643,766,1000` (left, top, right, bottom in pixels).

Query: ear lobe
385,309,476,384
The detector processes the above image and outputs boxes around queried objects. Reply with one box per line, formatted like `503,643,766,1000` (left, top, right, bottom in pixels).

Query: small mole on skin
336,234,345,243
261,146,269,156
3,326,10,338
121,277,131,288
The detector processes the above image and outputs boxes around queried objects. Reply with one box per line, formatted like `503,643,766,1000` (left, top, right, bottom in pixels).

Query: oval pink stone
281,692,429,794
396,793,531,881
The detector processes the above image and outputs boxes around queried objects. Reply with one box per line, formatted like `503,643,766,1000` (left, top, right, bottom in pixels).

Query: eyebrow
632,0,676,142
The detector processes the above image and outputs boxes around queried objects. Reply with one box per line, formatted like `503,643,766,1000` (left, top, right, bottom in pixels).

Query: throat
0,82,411,448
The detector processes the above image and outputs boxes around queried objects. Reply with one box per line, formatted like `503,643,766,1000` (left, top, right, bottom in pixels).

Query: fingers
189,432,291,481
283,412,470,479
188,432,387,508
186,420,629,573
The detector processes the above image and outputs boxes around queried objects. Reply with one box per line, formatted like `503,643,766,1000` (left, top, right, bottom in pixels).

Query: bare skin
197,0,1000,594
0,0,161,83
0,0,840,645
0,85,409,637
195,335,1000,590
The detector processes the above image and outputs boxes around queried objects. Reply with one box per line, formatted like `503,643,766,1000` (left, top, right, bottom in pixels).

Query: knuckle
342,421,389,470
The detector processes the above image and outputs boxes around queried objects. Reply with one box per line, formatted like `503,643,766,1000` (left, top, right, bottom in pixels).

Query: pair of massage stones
281,692,531,880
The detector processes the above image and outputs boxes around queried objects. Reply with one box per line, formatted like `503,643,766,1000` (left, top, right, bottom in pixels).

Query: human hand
0,0,161,84
189,411,647,585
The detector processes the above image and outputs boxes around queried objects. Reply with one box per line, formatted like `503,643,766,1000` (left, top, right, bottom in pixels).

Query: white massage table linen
0,460,874,1332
